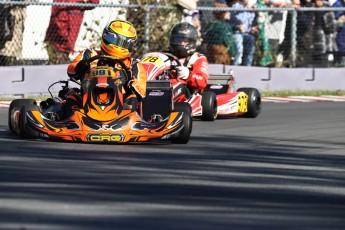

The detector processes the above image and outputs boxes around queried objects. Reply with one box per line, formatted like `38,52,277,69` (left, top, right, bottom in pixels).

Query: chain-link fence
1,1,345,68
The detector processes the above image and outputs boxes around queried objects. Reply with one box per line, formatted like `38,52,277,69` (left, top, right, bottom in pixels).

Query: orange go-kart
8,55,192,144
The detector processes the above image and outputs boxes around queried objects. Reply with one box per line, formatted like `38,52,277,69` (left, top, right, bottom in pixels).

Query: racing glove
176,66,190,80
74,59,90,80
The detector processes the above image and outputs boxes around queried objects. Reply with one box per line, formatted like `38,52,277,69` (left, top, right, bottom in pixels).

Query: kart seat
141,80,173,122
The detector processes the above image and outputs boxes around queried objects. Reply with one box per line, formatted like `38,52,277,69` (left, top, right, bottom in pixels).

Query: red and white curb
0,102,11,108
1,96,345,108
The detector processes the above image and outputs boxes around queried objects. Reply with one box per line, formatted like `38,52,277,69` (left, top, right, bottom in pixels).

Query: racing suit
61,49,146,118
170,52,209,102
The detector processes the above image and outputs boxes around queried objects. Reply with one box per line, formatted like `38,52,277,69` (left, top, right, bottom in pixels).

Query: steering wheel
87,55,131,82
156,52,185,81
162,52,182,68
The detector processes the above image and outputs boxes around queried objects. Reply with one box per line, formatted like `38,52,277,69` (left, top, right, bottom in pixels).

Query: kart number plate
141,55,164,66
238,93,248,112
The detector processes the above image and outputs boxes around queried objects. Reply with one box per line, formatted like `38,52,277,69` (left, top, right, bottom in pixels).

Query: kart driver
60,19,147,119
167,22,209,102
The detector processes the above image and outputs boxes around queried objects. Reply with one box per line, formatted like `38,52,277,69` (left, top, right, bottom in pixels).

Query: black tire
237,87,261,118
8,99,37,135
18,104,40,138
170,102,192,144
201,91,217,121
174,101,192,114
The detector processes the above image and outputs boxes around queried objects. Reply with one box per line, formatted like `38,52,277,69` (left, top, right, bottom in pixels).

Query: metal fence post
144,5,150,54
291,10,297,68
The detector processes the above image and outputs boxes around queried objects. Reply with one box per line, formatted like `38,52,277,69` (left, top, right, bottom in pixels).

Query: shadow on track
1,129,345,230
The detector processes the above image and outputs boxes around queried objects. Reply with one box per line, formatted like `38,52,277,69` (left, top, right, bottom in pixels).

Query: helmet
101,19,137,59
169,22,198,58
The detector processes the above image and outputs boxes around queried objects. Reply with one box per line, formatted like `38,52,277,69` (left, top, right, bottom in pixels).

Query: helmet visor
103,32,136,51
170,35,191,46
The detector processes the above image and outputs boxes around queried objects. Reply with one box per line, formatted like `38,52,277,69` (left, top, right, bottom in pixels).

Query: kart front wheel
8,99,37,135
201,91,217,121
170,102,192,144
18,104,40,139
237,87,261,118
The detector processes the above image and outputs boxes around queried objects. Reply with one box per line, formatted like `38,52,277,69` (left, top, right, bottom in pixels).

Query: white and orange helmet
101,19,137,59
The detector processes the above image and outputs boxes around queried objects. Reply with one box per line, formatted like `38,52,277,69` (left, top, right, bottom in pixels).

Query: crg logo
88,134,123,142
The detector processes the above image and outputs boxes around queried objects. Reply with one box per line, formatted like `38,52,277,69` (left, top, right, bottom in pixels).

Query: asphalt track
0,102,344,230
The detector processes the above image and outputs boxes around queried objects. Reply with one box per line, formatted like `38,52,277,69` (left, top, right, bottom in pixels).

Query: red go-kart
139,52,262,121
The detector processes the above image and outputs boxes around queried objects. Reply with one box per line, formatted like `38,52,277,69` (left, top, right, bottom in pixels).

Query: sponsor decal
132,121,165,130
149,91,164,96
88,134,123,142
217,101,237,114
201,62,208,72
94,69,106,75
193,74,204,80
112,21,123,29
114,63,122,70
209,85,223,89
127,26,136,34
39,133,49,138
173,87,182,98
114,79,123,86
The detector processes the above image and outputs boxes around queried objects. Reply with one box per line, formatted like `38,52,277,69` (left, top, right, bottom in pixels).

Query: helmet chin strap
100,48,108,56
101,48,117,58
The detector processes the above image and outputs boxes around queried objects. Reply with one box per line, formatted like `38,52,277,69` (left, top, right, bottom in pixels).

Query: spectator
0,3,14,65
183,9,201,32
44,0,99,64
299,0,338,67
181,0,202,48
255,0,273,66
322,1,338,66
0,1,34,65
265,0,291,67
332,0,345,66
277,0,301,67
230,0,259,66
202,1,236,64
182,9,202,47
216,0,237,5
176,0,198,10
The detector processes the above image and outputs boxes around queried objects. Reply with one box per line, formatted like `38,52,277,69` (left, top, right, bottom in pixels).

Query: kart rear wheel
18,104,40,138
237,87,261,118
201,91,217,121
170,102,192,144
8,99,37,135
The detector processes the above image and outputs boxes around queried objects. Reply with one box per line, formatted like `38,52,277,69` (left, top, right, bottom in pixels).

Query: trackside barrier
0,65,79,98
0,65,344,98
209,65,345,92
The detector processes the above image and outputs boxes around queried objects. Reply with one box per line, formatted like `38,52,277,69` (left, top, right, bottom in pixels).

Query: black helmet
169,22,198,58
